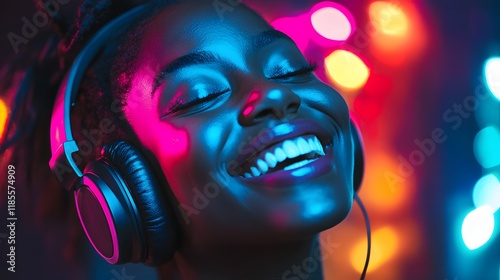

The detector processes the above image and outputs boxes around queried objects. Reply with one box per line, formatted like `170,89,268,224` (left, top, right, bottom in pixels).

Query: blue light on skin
273,123,294,136
267,89,282,100
204,122,224,151
296,187,335,220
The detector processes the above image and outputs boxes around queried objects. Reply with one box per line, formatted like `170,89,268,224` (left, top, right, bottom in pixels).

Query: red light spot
354,95,382,120
363,74,393,99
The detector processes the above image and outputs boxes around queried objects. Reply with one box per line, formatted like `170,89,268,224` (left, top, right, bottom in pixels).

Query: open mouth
238,134,330,178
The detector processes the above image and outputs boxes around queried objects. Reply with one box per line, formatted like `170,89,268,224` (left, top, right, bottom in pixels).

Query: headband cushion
101,140,179,265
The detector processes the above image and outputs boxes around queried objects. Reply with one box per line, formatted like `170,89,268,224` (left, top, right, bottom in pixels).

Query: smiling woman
0,0,360,279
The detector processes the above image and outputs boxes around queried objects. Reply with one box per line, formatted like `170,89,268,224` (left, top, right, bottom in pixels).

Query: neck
157,235,324,280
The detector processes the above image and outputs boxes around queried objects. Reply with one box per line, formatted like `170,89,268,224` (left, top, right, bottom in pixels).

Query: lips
229,119,334,179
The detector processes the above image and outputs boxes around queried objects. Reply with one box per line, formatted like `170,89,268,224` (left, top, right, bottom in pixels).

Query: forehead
138,2,272,65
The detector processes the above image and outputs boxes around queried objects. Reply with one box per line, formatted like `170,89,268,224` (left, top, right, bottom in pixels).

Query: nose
238,86,301,126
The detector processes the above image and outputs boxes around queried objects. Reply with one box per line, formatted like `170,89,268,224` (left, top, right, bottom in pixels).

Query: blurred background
1,0,500,279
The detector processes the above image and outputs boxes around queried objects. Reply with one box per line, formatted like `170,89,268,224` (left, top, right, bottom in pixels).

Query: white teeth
315,138,325,155
265,152,277,168
241,135,327,178
308,138,316,151
251,166,261,177
274,147,287,162
283,140,300,158
296,137,311,155
257,159,269,173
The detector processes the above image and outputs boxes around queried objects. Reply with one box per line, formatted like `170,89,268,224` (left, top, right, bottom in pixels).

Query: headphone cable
354,193,371,280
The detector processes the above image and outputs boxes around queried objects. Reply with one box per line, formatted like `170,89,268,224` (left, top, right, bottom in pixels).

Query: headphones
49,5,179,266
48,3,369,272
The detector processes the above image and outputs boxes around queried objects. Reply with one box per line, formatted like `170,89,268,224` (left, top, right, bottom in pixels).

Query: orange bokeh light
0,98,8,140
350,226,399,273
368,1,427,65
359,150,413,212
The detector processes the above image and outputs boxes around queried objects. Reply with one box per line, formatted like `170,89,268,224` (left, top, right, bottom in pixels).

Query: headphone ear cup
350,121,365,192
101,140,179,265
76,159,143,265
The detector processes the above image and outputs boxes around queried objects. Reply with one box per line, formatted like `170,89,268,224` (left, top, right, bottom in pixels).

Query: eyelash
166,61,318,115
167,88,231,114
270,61,318,80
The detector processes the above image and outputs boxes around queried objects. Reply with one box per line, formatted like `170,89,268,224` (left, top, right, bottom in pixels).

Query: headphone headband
49,4,150,190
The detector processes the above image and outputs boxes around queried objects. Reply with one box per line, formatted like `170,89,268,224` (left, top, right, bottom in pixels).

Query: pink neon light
271,15,310,53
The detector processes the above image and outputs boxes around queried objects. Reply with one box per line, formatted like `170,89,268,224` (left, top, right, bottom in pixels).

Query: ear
351,120,365,192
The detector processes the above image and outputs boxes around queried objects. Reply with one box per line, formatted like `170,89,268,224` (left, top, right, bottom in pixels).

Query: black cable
354,193,371,280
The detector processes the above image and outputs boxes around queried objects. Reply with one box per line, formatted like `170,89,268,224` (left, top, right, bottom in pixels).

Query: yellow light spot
369,1,409,36
0,99,8,140
350,227,399,273
325,50,370,91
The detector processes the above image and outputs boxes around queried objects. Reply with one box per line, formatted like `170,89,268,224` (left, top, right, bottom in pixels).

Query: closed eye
269,61,318,80
165,89,230,115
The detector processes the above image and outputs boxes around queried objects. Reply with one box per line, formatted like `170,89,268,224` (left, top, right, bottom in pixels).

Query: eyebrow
250,29,294,50
153,51,220,92
152,30,293,93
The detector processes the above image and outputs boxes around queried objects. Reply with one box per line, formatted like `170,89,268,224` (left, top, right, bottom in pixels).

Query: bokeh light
325,50,370,91
461,206,495,250
350,227,399,273
484,57,500,101
0,98,8,140
271,15,310,52
473,126,500,168
359,151,412,212
368,1,426,66
475,94,500,127
369,1,409,36
311,7,351,40
473,174,500,211
309,1,355,46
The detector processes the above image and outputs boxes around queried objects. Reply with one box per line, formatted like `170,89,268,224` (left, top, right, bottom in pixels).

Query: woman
1,0,357,279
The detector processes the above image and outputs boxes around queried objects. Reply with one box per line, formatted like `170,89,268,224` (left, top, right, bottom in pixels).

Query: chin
284,192,353,237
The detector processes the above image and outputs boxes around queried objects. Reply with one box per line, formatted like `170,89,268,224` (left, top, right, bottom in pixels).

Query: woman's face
124,2,354,246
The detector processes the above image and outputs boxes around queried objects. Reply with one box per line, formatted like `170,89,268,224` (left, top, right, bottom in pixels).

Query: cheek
125,105,190,171
153,123,190,159
304,83,347,106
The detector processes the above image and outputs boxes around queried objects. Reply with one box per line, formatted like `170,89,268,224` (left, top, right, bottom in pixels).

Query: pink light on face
309,1,355,47
248,91,260,102
156,122,189,158
243,106,254,117
125,65,190,160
